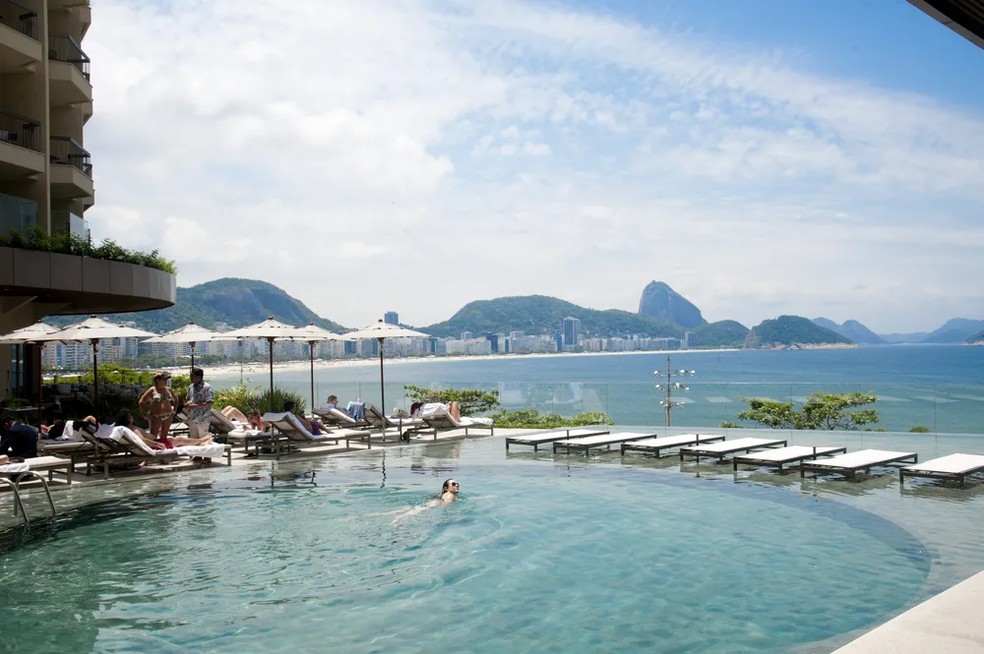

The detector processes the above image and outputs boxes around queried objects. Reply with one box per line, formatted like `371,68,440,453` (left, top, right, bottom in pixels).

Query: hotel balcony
49,135,93,200
47,32,91,105
0,1,42,73
0,108,44,179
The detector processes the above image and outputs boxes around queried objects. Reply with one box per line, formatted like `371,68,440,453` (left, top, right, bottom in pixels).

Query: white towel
0,463,30,474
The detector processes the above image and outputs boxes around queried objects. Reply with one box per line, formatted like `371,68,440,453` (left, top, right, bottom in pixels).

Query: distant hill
47,278,345,333
422,295,682,339
921,318,984,344
637,281,707,328
879,331,930,344
745,315,852,348
692,320,749,348
812,317,884,344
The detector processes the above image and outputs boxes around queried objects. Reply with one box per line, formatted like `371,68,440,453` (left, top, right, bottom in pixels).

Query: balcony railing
49,136,93,178
47,32,89,80
0,0,38,39
0,108,41,152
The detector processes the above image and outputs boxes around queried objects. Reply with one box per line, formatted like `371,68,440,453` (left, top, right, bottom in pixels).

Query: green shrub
404,385,500,415
487,409,614,429
719,421,742,429
256,387,306,414
0,226,177,274
909,425,931,433
214,382,263,414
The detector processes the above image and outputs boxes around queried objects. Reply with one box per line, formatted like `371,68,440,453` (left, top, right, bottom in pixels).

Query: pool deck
834,568,984,653
5,426,984,651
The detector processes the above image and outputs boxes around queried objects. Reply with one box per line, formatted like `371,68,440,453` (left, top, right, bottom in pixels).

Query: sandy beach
182,348,743,379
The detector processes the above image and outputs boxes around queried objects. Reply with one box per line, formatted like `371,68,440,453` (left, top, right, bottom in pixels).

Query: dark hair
1,415,14,425
284,400,296,413
191,367,204,379
114,410,133,427
442,479,457,493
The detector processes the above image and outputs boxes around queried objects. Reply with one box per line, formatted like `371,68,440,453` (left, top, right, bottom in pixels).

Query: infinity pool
0,436,946,653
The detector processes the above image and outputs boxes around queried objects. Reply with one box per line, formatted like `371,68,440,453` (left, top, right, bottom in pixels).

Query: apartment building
1,1,175,397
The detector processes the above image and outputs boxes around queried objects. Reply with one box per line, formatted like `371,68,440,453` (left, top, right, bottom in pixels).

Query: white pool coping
834,568,984,653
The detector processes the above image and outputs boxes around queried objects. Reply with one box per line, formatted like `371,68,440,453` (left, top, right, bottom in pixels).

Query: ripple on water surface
0,441,930,654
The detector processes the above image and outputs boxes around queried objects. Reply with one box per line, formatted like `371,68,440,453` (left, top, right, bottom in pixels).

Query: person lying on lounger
114,410,213,449
221,406,266,431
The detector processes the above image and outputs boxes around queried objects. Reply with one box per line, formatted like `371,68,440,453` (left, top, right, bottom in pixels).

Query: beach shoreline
184,348,745,379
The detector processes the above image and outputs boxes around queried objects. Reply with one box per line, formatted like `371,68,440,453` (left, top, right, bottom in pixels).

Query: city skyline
82,1,983,333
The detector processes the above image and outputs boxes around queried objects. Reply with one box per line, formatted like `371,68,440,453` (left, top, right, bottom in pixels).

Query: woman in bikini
138,372,179,443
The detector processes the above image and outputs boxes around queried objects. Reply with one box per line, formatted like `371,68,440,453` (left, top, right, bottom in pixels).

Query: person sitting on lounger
138,372,179,443
284,401,324,435
320,395,340,412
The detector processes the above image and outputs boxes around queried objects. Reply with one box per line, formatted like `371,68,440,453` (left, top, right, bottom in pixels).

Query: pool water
0,437,933,653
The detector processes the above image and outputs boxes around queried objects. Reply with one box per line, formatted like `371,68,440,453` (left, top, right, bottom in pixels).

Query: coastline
186,348,745,379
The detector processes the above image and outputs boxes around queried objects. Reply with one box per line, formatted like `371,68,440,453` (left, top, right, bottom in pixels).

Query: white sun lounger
800,449,918,481
505,428,610,451
621,433,725,457
553,431,658,456
899,453,984,488
732,445,847,472
679,437,787,462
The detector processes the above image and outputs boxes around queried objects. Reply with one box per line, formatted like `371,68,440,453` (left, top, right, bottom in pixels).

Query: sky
83,0,984,334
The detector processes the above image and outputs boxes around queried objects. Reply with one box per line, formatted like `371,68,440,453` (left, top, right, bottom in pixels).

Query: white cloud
81,0,984,333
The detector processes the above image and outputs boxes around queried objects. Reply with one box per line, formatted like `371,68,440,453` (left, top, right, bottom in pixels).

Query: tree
735,392,879,430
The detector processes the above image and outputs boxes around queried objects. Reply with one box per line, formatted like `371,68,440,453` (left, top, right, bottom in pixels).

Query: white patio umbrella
142,322,226,370
0,320,60,424
293,323,353,411
223,317,310,412
346,320,429,422
31,316,156,408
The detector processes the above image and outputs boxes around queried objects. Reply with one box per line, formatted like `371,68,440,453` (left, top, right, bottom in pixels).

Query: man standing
0,415,39,458
184,367,214,440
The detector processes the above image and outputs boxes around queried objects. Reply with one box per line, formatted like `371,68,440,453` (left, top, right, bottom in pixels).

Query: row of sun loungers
504,428,984,487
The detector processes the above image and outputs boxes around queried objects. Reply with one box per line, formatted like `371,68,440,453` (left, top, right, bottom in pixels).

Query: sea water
213,345,984,434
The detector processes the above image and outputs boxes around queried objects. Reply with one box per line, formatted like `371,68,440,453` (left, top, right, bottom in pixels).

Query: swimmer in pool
390,479,461,525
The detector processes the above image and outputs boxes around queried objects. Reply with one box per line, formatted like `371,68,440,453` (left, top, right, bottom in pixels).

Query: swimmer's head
442,479,460,495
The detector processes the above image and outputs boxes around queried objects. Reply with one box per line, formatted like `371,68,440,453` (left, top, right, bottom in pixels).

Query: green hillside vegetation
47,278,346,334
745,315,851,347
422,295,682,339
692,320,749,348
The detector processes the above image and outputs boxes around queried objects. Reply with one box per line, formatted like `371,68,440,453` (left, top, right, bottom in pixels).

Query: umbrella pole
35,345,43,428
91,339,99,413
268,337,275,413
190,341,196,371
309,340,316,412
377,337,386,449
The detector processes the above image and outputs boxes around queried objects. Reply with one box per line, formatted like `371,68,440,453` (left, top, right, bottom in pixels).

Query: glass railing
239,379,984,436
0,0,37,39
0,191,37,235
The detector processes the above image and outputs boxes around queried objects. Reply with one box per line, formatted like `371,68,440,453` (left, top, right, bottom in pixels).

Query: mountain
637,281,707,328
47,278,345,333
422,295,683,339
812,317,884,344
921,318,984,344
745,315,852,348
692,320,750,348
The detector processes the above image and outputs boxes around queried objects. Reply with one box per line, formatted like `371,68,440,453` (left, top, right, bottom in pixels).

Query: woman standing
138,372,179,443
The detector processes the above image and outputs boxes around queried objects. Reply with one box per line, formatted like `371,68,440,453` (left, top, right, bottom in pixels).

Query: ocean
211,344,984,435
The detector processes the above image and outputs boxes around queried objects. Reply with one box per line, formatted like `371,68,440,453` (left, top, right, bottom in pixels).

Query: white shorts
188,421,211,439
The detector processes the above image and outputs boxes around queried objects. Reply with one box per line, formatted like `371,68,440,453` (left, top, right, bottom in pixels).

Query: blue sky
84,0,983,333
